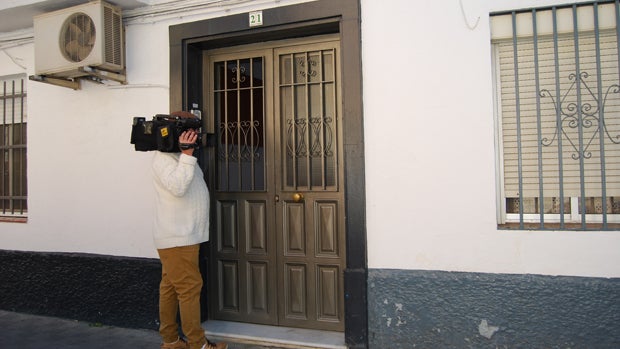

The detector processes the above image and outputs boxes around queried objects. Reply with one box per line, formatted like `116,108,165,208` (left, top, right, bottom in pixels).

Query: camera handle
178,142,195,150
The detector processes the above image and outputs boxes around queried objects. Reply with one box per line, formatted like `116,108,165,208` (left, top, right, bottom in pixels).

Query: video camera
130,114,202,152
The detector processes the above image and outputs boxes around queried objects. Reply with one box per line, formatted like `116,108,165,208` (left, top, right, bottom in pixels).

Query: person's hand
179,129,198,156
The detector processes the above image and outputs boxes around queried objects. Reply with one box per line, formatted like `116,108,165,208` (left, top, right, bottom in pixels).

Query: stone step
205,320,347,349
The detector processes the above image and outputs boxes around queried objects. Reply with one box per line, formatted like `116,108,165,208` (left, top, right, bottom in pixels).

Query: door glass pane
239,59,251,89
280,49,337,190
214,61,225,90
215,57,265,192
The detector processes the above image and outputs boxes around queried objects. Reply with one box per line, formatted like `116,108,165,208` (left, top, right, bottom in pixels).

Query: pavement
0,310,285,349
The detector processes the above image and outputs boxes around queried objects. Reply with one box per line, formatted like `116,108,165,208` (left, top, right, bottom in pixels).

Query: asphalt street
0,310,285,349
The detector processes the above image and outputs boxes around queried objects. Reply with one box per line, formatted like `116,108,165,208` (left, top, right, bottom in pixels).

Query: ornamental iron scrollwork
286,116,333,158
297,56,318,79
539,71,620,160
218,120,261,162
232,65,246,84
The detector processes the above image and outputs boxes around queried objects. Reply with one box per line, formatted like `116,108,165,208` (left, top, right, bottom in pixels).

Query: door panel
214,193,278,325
275,41,344,331
209,38,344,331
209,48,278,325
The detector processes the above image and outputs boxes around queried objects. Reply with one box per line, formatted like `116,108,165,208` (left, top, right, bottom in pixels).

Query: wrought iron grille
279,49,338,190
214,57,265,192
492,1,620,230
539,71,620,160
1,76,27,217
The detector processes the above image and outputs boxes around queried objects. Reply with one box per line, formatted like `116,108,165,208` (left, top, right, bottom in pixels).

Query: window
1,75,27,221
492,1,620,230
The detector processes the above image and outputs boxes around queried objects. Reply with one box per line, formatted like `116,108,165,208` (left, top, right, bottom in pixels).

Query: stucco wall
368,269,620,348
0,249,161,329
361,0,620,278
0,0,312,259
0,0,619,278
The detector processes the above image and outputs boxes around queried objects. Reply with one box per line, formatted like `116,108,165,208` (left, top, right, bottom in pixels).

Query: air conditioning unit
33,0,124,79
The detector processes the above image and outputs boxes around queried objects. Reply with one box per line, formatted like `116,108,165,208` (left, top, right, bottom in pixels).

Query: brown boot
161,337,188,349
204,340,228,349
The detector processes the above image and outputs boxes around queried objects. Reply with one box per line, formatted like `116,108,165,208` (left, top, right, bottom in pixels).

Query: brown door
207,37,345,331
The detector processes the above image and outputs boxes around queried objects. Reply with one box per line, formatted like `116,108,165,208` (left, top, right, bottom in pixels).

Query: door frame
169,0,367,347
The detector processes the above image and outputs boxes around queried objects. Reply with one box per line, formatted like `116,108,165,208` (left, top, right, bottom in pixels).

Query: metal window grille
1,76,27,217
214,57,266,192
492,1,620,230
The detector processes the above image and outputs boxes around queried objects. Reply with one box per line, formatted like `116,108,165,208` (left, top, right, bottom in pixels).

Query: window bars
492,1,620,230
214,57,266,192
0,76,27,217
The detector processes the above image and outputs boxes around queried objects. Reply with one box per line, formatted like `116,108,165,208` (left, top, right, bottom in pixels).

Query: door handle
292,193,304,202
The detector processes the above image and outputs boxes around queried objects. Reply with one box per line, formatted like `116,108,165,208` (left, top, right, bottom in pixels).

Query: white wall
0,34,167,258
0,0,312,259
362,0,620,278
1,0,618,278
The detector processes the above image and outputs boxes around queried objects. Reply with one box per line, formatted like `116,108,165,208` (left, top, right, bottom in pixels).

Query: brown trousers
157,244,206,349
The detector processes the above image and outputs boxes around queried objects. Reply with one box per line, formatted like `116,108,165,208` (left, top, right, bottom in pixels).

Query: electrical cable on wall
2,49,27,70
459,0,480,30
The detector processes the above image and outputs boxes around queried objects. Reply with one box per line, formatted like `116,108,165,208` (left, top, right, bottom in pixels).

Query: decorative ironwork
218,120,261,161
286,116,333,158
232,66,246,84
539,72,620,160
297,56,318,79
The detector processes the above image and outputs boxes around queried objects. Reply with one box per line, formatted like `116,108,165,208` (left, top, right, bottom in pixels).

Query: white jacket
151,151,209,249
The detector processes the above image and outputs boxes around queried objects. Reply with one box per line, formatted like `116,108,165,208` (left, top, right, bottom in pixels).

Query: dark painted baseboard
0,249,161,330
368,269,620,348
7,250,616,348
344,268,369,348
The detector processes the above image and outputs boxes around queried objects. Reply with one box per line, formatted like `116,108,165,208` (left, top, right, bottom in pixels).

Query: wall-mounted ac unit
33,0,124,79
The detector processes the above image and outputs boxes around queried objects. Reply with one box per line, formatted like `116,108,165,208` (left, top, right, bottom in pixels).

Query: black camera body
130,114,202,152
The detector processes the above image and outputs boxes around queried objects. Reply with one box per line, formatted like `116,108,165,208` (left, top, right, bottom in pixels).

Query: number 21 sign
249,11,263,27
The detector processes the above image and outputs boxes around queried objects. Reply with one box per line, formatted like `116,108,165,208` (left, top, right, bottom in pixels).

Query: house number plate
249,11,263,27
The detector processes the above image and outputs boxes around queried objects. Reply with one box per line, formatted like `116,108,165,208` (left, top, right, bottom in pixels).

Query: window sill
499,222,620,231
0,216,28,223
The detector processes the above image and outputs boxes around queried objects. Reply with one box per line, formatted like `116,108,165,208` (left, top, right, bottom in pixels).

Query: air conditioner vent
104,6,122,65
61,12,96,63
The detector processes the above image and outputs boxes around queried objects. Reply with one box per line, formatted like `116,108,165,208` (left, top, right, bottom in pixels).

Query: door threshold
203,320,346,349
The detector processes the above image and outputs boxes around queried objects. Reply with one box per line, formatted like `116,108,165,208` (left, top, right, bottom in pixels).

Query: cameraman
151,111,226,349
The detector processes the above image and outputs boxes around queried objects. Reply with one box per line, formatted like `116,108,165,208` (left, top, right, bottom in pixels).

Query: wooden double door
205,36,345,331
